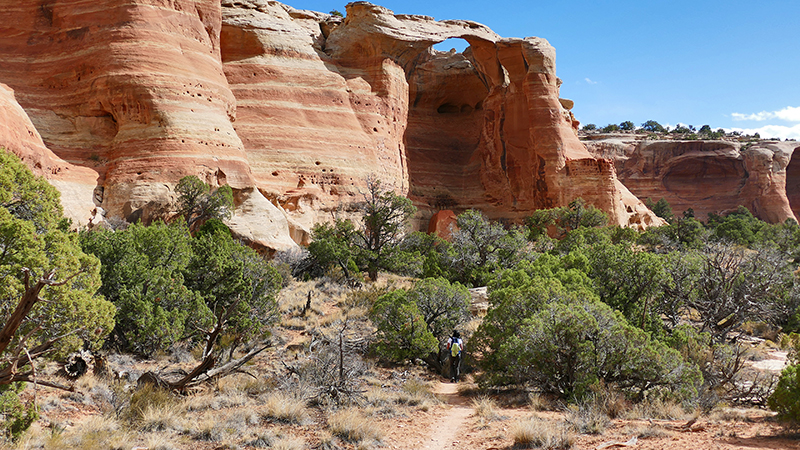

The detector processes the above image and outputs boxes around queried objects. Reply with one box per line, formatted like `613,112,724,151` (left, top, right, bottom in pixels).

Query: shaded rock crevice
787,148,800,220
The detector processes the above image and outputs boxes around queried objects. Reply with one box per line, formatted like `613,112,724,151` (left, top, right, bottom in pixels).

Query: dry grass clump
140,432,183,450
280,287,324,317
328,407,383,444
397,378,436,407
472,396,503,421
564,401,610,435
218,373,276,396
510,417,574,449
364,386,395,407
579,383,628,419
281,316,307,330
740,321,780,341
622,424,675,439
455,380,481,397
245,430,278,448
192,409,259,443
316,276,352,302
31,416,132,450
316,432,340,450
364,386,399,417
184,388,250,412
192,418,227,443
139,400,185,432
262,391,310,424
340,285,389,310
121,384,184,430
708,406,760,422
528,393,553,411
623,398,692,421
246,430,308,450
272,436,307,450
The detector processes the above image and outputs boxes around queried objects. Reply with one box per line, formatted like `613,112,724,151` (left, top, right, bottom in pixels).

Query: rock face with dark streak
585,135,800,223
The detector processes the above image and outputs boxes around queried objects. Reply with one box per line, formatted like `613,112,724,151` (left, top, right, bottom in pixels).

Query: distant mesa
583,134,800,224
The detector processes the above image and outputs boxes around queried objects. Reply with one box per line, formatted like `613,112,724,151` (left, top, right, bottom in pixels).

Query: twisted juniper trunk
423,351,445,375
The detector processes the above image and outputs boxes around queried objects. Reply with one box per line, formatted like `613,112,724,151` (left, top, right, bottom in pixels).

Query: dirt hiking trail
423,381,474,450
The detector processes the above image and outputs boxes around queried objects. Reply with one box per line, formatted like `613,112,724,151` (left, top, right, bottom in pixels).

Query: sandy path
422,382,473,450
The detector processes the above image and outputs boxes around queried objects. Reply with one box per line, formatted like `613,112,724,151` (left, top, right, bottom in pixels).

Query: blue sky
290,1,800,139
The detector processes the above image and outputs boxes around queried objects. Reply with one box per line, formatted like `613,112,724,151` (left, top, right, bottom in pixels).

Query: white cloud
584,78,598,85
725,123,800,140
731,106,800,122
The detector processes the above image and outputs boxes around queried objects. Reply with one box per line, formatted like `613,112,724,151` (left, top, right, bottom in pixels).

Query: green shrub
0,384,37,442
81,222,209,355
485,299,700,400
407,277,470,341
474,268,595,385
0,149,115,360
82,219,280,357
526,198,608,240
447,209,527,286
768,363,800,427
370,290,437,362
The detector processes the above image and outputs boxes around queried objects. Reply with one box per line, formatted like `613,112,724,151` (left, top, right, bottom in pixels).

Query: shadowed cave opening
662,155,747,200
787,147,800,220
404,38,490,218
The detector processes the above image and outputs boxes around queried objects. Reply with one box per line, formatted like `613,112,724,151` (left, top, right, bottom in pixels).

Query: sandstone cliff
0,0,295,250
0,83,100,224
0,0,660,252
220,1,658,232
585,135,800,223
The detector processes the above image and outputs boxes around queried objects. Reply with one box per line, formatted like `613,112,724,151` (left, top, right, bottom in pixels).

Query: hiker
446,330,463,382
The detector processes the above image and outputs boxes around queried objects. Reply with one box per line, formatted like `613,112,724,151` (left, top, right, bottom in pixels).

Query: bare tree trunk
0,268,81,391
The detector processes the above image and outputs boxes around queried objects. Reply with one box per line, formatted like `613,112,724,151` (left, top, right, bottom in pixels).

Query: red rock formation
1,0,659,250
0,83,100,223
0,83,62,177
427,210,458,240
0,0,295,250
788,150,800,221
220,1,413,242
222,1,657,230
585,136,800,223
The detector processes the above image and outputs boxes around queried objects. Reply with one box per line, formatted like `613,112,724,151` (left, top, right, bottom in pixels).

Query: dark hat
453,330,460,338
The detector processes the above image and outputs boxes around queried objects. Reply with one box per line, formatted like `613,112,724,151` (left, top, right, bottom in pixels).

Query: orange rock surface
0,0,295,250
0,82,103,223
585,136,800,223
427,210,458,240
1,0,662,251
221,1,657,231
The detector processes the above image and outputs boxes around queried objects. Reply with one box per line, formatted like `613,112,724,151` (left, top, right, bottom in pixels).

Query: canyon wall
220,1,658,232
585,136,800,223
0,83,100,223
0,0,295,250
1,0,666,253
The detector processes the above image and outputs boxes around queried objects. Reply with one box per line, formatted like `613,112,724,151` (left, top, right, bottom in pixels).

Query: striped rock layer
221,1,658,233
1,0,661,252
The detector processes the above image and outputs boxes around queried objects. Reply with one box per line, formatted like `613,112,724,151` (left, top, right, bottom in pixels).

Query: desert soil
382,376,800,450
15,279,800,450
